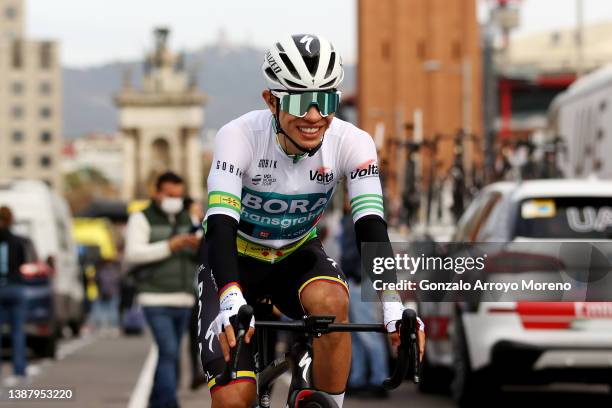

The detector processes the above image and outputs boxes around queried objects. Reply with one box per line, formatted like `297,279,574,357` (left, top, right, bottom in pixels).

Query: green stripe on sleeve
351,204,385,217
350,193,383,205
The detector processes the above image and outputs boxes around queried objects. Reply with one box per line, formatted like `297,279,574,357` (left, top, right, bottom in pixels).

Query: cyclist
197,34,425,408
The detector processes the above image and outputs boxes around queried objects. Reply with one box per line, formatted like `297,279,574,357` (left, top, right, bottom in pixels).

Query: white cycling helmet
262,34,344,91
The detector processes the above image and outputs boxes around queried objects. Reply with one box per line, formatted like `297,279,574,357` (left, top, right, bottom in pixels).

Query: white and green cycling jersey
206,109,384,262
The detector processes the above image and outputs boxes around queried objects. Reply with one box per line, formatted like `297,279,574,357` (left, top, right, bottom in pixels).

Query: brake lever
214,304,254,386
382,308,419,390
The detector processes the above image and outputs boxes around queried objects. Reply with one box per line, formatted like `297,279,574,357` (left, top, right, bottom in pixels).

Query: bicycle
216,304,421,407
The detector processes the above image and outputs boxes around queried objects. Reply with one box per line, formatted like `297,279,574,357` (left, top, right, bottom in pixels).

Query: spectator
89,260,121,336
0,206,29,386
125,172,200,408
340,208,390,399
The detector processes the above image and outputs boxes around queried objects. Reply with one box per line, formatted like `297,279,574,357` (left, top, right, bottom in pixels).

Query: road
0,333,609,407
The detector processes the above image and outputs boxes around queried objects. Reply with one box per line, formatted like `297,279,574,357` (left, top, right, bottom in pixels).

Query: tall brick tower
358,0,482,209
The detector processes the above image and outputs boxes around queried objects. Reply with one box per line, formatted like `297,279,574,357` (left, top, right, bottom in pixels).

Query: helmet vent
320,78,336,89
279,52,301,80
275,42,285,52
284,79,307,89
324,52,336,79
303,55,320,77
265,67,279,82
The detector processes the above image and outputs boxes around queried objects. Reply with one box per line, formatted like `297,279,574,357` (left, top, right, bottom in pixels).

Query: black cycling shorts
196,237,348,393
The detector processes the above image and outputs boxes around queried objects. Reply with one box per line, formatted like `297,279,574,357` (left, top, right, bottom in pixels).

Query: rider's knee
302,281,349,321
211,383,256,408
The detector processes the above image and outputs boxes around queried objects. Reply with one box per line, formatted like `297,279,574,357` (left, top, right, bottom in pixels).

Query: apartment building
0,0,63,190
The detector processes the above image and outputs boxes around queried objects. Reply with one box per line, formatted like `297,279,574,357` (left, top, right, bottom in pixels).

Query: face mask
160,197,184,215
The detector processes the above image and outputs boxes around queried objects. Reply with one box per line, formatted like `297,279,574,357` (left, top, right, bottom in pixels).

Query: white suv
416,179,612,406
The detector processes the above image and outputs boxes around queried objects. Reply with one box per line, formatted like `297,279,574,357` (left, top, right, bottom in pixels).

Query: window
40,42,53,69
381,41,390,61
416,40,426,60
11,106,23,118
452,41,462,61
515,197,612,239
12,130,24,142
5,6,16,19
550,32,561,46
454,192,503,242
11,40,22,69
40,155,52,168
40,131,52,143
11,82,24,95
40,107,52,118
12,156,23,168
39,82,52,95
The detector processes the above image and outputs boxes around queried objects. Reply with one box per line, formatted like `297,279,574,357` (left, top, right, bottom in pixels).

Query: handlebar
215,305,420,389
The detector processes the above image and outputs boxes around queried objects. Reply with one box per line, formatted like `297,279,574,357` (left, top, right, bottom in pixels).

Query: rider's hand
168,234,194,252
219,323,255,363
207,285,255,362
386,318,426,362
383,294,426,361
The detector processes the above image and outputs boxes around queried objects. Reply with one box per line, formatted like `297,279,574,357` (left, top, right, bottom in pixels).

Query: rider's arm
340,130,396,286
202,120,253,292
341,128,423,332
205,214,240,291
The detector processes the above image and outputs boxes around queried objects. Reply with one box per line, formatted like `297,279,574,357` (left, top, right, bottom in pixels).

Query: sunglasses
271,90,341,117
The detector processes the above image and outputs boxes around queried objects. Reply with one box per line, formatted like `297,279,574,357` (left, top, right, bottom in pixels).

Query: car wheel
41,335,57,359
418,356,451,394
33,335,57,359
451,311,497,407
68,319,83,338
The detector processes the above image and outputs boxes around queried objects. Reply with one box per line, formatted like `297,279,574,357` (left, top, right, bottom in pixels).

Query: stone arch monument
115,27,207,200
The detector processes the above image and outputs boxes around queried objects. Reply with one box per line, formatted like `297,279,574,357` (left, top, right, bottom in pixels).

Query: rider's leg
300,280,351,394
211,381,256,408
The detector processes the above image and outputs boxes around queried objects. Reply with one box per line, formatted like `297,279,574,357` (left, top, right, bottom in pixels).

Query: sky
24,0,612,68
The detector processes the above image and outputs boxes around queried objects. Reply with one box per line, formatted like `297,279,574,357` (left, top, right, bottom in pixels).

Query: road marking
56,334,98,360
128,345,157,408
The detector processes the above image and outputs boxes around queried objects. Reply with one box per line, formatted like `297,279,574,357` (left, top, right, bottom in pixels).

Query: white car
0,180,84,339
416,179,612,406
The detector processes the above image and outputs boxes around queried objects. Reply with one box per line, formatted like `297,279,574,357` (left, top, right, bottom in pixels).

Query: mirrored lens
279,92,340,117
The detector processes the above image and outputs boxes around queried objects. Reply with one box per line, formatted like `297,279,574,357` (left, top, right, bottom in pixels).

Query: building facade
115,28,207,201
497,22,612,140
0,0,63,190
62,133,125,189
358,0,482,206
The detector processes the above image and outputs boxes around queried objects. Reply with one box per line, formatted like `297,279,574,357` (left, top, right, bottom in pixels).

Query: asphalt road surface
0,333,610,407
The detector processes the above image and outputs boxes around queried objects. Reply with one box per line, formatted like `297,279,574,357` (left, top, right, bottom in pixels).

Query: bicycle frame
215,306,419,408
254,316,401,408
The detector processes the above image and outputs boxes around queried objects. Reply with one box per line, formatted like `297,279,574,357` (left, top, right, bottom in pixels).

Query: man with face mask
125,171,200,408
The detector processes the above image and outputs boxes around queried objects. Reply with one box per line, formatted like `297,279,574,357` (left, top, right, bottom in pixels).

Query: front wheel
295,390,338,408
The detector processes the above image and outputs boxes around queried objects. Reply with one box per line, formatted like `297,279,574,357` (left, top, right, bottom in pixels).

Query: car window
455,192,501,242
475,193,505,241
514,197,612,239
454,194,486,241
468,192,502,242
